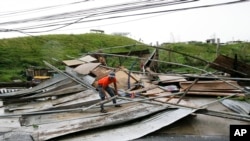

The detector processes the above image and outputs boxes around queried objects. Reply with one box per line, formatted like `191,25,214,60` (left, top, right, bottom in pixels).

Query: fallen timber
0,60,178,140
88,51,249,95
89,44,249,77
89,47,250,101
1,47,250,140
88,47,250,110
145,45,249,77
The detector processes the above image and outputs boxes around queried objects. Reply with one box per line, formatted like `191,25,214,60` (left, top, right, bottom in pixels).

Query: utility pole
216,38,220,56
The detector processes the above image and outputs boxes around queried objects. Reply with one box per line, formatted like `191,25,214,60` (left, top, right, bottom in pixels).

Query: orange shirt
98,76,116,87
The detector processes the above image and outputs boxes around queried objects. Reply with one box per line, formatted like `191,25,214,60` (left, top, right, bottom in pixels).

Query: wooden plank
183,91,245,97
62,60,85,67
119,69,140,81
115,70,137,90
73,63,100,75
180,80,241,91
33,76,51,79
90,66,111,80
158,74,187,83
179,88,242,93
79,55,97,62
152,97,197,107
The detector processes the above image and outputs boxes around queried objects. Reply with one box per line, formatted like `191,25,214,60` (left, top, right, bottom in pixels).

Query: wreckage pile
0,49,250,140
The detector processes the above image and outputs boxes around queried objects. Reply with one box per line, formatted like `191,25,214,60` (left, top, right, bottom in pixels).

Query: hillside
0,33,142,82
159,42,250,73
0,33,250,82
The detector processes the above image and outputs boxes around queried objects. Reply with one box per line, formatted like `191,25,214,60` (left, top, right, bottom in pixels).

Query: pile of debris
0,51,250,141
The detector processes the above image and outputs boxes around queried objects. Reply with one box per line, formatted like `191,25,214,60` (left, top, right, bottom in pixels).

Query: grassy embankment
0,33,250,82
0,33,143,82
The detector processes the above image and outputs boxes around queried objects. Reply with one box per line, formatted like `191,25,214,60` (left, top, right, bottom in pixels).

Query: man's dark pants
97,85,117,110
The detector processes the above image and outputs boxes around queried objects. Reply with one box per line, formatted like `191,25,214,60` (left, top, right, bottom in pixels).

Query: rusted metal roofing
209,55,250,77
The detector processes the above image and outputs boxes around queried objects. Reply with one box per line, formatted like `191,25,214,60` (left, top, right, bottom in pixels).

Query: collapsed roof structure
0,45,250,141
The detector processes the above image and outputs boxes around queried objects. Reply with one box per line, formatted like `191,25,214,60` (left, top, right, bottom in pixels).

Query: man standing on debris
97,71,121,113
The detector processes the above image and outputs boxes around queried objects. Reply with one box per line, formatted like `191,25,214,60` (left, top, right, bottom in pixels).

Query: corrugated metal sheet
221,99,250,115
81,75,96,85
60,108,195,141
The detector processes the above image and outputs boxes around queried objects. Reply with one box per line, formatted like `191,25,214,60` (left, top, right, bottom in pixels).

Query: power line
1,0,196,32
14,0,250,33
0,0,92,17
0,0,249,36
0,0,193,25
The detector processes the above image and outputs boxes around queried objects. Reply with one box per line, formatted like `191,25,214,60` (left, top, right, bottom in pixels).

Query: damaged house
0,45,250,141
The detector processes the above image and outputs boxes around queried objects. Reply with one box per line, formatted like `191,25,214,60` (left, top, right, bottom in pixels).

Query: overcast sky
0,0,250,44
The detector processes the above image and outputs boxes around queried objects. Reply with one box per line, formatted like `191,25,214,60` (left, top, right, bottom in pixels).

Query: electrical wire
0,0,193,25
16,0,250,33
12,0,194,32
0,0,249,36
0,0,92,17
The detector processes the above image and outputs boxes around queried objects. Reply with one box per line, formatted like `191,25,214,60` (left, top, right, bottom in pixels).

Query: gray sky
0,0,250,44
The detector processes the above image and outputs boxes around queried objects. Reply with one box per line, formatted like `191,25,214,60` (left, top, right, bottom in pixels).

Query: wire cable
15,0,249,33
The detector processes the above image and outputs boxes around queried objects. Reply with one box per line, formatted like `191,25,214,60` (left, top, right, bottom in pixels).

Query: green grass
0,33,143,81
158,42,250,73
0,33,250,82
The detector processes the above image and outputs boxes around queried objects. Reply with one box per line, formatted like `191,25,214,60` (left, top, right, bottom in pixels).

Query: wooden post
216,38,220,56
155,41,159,72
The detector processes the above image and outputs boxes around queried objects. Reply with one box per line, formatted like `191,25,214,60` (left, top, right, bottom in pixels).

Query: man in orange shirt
97,71,121,113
